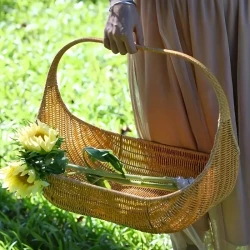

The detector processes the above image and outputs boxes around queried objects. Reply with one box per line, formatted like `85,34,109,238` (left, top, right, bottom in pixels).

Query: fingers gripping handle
45,37,231,121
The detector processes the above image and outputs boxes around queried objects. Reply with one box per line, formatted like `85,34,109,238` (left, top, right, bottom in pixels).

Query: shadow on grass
0,189,131,250
0,0,17,22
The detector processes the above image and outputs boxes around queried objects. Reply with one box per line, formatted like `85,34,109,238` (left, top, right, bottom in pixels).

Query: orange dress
129,1,250,249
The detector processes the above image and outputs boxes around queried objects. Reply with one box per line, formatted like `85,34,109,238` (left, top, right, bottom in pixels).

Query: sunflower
17,120,58,153
0,161,49,198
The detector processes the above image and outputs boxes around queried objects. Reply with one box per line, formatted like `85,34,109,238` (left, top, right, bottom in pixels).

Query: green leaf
44,150,68,175
86,174,111,189
105,153,126,177
84,147,110,162
84,147,126,177
55,137,64,148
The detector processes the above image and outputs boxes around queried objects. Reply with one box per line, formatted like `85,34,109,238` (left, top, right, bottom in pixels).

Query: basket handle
45,37,230,122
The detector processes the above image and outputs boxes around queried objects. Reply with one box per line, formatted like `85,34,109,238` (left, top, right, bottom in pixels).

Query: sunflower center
35,132,47,140
17,174,33,186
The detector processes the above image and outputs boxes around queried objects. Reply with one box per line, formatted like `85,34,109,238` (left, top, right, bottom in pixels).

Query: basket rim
40,37,240,202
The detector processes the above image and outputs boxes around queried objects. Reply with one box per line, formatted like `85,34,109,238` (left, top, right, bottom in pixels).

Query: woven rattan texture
38,38,240,233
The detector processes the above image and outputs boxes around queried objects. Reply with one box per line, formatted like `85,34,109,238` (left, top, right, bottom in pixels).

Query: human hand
104,1,144,55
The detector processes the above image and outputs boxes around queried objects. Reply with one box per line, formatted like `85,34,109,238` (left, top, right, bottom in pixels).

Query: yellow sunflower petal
17,120,59,152
0,161,47,198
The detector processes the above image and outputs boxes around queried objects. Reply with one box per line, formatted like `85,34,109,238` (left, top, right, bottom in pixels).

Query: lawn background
0,0,172,249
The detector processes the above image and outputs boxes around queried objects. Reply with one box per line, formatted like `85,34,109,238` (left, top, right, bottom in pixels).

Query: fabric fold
130,0,250,249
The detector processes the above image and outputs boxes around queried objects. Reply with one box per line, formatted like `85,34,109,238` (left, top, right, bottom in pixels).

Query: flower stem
102,177,178,191
66,163,181,191
67,163,175,183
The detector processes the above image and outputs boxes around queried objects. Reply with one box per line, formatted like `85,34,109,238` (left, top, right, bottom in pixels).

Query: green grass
0,0,172,249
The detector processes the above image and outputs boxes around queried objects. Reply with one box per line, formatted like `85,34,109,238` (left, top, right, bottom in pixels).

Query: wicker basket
38,37,239,233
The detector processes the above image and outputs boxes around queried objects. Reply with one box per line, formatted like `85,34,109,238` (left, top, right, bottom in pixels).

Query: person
104,1,250,250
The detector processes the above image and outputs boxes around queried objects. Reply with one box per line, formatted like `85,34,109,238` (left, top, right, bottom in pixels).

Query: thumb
134,20,144,46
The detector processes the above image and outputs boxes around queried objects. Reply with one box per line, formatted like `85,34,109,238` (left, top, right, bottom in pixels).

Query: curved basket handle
45,37,230,122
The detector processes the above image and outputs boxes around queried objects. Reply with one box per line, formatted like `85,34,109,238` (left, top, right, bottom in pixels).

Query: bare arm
104,0,144,55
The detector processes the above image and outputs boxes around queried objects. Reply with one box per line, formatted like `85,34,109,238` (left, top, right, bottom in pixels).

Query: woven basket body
38,38,239,233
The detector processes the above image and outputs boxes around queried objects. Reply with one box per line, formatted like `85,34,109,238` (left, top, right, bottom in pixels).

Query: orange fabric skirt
129,1,250,249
